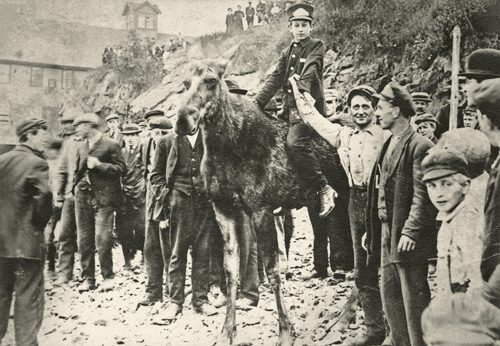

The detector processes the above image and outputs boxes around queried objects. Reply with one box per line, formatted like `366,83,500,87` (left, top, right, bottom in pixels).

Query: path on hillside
4,209,371,346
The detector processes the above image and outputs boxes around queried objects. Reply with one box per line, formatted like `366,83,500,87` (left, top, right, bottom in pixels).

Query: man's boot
344,287,385,346
319,185,337,217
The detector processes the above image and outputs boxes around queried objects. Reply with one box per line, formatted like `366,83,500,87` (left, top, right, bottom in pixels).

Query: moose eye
205,78,217,90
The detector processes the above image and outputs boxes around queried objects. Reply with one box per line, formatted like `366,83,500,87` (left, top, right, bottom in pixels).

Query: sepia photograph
1,0,500,345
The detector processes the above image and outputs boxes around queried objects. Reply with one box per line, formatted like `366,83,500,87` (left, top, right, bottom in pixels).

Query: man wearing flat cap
72,113,126,292
115,124,146,270
297,84,389,345
137,110,174,306
415,113,438,144
366,82,437,346
53,111,85,287
468,78,500,304
0,118,53,346
105,113,124,146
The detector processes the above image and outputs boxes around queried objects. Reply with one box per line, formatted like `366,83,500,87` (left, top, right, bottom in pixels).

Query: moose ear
221,45,240,60
214,59,228,78
187,42,205,61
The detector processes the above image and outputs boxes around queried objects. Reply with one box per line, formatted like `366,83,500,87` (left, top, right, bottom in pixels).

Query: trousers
381,222,430,346
0,257,44,346
75,189,115,282
57,197,77,281
168,189,216,307
286,122,328,190
115,199,145,263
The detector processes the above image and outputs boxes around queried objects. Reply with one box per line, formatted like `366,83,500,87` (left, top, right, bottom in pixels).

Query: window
146,15,154,29
138,13,146,28
0,65,10,84
127,13,134,30
48,79,56,89
62,70,75,89
30,67,42,87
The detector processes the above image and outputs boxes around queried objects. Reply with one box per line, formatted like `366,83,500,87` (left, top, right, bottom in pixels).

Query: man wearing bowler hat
366,82,437,346
0,118,53,346
72,113,126,292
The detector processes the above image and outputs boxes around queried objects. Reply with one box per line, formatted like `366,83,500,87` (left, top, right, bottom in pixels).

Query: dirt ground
3,209,377,346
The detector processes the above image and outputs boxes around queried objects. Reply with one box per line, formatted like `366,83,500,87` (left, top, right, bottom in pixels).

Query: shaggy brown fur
176,58,343,346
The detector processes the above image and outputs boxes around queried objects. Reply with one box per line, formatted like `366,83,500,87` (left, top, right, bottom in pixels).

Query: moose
175,57,348,346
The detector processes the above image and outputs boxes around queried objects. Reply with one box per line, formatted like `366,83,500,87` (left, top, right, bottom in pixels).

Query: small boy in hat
116,124,146,270
422,148,483,297
254,0,336,217
463,105,479,129
415,113,438,144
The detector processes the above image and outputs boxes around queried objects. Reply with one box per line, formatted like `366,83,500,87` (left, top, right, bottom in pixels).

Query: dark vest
171,135,204,195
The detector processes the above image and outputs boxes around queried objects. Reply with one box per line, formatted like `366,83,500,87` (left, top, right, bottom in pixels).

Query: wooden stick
450,25,461,130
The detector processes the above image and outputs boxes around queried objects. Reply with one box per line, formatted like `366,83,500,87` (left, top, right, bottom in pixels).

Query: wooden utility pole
450,25,461,130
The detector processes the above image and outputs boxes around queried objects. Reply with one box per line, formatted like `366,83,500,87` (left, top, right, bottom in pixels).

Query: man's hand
87,157,101,169
361,232,368,251
397,234,416,253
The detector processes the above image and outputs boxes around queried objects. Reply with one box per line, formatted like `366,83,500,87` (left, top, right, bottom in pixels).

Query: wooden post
450,25,461,130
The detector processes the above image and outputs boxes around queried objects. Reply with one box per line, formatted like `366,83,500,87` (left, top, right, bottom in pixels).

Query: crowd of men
4,1,500,345
225,0,294,33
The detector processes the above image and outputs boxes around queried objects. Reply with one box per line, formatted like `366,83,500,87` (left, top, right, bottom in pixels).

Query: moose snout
176,105,199,135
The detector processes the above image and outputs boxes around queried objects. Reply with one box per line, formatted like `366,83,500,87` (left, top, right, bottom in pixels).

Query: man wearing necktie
105,113,124,147
72,113,126,293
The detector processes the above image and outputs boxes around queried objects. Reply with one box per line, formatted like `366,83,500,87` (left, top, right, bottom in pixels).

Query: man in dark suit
0,118,53,346
72,113,126,292
151,129,218,318
138,113,174,306
366,83,437,346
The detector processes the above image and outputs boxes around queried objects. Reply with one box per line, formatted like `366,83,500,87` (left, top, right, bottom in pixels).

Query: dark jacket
73,135,126,207
366,126,438,265
255,36,326,123
121,144,145,209
150,133,205,220
0,145,53,260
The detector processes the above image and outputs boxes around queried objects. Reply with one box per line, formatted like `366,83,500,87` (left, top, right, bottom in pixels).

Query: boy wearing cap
422,148,483,297
0,118,52,346
297,84,389,345
366,82,437,346
255,1,336,217
115,124,146,270
105,113,124,147
415,113,438,144
463,106,479,129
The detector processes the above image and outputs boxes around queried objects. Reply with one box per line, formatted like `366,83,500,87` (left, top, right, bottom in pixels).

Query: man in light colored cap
366,82,437,346
105,113,124,146
411,92,432,116
0,118,52,346
297,83,389,345
72,112,126,292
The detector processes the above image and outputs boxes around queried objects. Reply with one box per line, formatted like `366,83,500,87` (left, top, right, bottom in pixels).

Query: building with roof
0,1,183,141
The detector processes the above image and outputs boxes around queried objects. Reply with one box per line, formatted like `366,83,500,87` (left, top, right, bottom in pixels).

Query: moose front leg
254,209,296,346
212,204,244,346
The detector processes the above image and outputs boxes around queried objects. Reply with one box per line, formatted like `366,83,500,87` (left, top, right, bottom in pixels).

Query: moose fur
176,58,345,346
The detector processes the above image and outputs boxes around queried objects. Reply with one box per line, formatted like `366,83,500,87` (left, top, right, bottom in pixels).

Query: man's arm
55,141,69,199
150,135,172,191
400,138,436,245
92,141,126,177
254,48,288,108
28,160,53,228
299,100,343,149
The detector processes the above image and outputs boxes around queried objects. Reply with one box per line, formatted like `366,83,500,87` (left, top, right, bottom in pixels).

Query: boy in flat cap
255,0,337,217
0,118,53,346
415,113,438,144
422,148,483,297
366,82,437,346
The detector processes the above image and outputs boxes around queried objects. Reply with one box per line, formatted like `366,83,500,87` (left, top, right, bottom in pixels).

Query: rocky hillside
59,0,500,125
